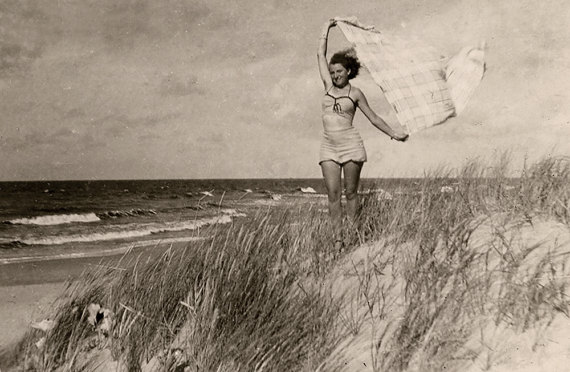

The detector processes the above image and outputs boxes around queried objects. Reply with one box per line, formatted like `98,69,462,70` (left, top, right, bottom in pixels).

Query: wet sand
0,242,186,351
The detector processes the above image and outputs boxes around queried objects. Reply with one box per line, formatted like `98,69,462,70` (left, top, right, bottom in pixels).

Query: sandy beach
4,213,569,372
0,255,116,351
2,177,570,371
0,282,65,350
0,242,186,353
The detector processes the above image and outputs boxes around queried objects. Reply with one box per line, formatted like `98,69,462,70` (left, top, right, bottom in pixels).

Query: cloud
0,43,38,75
99,1,155,48
107,112,181,129
2,0,569,180
137,132,161,142
1,109,180,155
158,73,203,97
196,133,225,145
0,1,53,75
3,127,101,153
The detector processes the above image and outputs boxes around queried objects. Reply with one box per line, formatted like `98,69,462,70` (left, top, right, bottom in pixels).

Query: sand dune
316,215,570,371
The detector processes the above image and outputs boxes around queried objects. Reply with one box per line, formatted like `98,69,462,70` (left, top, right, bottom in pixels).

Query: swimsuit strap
325,85,357,113
345,85,356,106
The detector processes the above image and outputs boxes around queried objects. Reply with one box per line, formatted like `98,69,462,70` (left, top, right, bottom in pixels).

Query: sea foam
0,236,208,264
14,210,244,246
6,213,101,225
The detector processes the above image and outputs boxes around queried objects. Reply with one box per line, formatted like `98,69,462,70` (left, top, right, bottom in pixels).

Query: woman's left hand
392,133,409,142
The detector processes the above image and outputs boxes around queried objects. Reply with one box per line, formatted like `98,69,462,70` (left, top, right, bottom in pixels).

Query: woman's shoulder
323,82,334,92
350,85,365,98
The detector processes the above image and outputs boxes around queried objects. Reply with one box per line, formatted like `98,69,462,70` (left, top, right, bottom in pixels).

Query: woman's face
329,63,350,88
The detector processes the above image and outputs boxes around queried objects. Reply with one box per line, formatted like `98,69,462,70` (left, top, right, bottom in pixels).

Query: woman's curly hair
330,48,361,80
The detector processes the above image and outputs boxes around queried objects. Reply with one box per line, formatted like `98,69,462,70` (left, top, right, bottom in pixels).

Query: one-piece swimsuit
319,85,367,164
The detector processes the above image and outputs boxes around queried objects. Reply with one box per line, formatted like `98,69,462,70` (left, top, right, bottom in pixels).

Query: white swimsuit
319,85,367,164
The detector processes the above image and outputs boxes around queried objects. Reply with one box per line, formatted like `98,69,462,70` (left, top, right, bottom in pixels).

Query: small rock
299,187,317,193
35,337,46,349
31,319,55,332
86,303,101,326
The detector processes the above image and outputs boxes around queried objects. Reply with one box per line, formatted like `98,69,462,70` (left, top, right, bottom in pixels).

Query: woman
317,19,408,245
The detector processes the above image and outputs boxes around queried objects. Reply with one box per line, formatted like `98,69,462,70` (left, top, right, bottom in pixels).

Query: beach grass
3,155,570,371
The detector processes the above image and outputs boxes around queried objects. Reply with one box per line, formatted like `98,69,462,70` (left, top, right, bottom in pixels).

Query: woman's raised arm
317,20,335,90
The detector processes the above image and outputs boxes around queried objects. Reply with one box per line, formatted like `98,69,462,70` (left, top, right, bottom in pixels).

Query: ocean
0,178,414,265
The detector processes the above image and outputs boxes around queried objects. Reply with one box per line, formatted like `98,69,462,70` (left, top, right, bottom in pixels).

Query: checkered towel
335,17,485,134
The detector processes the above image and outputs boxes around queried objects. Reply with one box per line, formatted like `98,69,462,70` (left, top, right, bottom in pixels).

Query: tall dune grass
4,155,570,372
320,154,570,371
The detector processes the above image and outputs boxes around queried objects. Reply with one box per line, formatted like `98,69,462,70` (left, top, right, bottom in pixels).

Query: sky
1,0,569,180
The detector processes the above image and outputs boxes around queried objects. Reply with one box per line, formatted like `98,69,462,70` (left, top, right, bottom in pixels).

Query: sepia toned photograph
1,0,569,370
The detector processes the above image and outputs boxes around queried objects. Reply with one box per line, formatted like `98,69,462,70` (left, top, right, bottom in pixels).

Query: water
0,179,318,264
0,178,414,264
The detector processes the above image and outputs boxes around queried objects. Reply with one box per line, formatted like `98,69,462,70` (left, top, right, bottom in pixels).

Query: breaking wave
4,208,161,226
8,209,245,246
5,213,101,225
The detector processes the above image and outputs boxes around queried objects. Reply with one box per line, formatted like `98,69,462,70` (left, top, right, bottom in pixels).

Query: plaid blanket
336,18,485,134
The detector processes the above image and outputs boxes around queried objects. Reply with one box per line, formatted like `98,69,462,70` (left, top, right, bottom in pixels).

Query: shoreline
0,236,208,266
0,214,254,354
0,238,199,287
0,282,66,351
0,240,192,354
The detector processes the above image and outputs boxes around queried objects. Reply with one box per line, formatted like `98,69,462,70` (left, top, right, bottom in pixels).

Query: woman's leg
343,161,363,224
320,160,342,231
